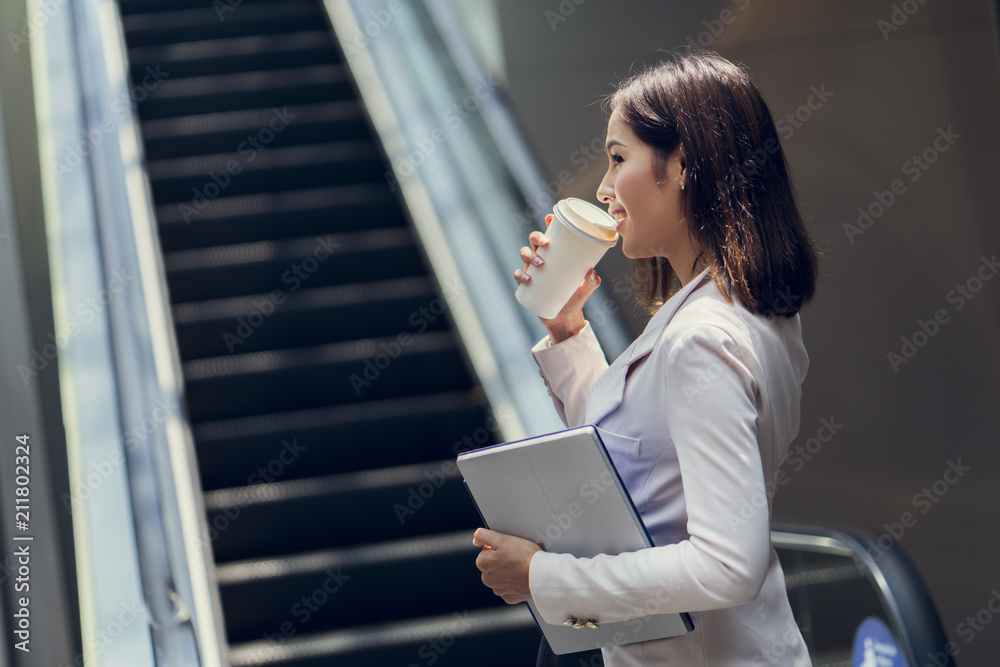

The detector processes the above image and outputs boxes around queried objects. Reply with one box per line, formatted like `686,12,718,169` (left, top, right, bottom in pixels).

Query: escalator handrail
773,522,956,667
61,1,228,665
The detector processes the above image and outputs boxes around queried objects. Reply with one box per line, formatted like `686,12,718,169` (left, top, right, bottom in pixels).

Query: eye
610,153,623,165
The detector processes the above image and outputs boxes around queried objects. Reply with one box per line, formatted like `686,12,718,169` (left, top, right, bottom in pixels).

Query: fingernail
532,256,544,266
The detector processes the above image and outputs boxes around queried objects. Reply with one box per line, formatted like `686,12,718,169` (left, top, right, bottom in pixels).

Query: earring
680,181,686,190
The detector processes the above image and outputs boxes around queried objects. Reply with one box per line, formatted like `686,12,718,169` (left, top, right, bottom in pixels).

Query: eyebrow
606,139,625,154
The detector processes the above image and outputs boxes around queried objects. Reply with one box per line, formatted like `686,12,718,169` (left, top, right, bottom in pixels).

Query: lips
611,210,628,231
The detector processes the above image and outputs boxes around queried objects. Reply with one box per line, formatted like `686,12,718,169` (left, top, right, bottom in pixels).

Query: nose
596,168,614,204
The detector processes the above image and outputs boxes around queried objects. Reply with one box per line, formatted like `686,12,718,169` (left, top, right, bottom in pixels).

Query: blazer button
538,369,553,396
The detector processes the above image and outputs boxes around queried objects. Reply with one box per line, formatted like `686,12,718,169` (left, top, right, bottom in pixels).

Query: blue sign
852,617,909,667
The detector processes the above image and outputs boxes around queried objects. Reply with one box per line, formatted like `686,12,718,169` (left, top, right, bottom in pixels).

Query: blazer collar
586,268,712,425
624,267,713,366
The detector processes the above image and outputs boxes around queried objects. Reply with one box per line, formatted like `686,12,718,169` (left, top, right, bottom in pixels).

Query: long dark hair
607,50,817,317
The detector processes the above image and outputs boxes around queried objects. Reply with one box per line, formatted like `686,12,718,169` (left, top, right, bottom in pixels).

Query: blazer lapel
585,269,712,425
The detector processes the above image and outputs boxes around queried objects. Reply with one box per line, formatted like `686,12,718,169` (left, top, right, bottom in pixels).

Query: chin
621,244,647,260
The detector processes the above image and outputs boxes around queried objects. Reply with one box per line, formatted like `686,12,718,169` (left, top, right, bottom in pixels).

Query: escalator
116,0,539,663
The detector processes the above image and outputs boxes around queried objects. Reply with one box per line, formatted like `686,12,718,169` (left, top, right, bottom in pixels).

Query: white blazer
528,269,813,666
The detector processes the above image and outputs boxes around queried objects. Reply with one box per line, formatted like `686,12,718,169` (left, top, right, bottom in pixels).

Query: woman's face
597,111,700,274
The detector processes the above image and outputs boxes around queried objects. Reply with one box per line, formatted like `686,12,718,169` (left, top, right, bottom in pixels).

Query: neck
672,250,708,287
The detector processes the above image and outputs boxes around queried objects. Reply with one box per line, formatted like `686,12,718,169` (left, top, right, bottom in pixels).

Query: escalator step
119,0,286,15
204,461,478,561
141,101,367,160
217,532,501,641
147,139,374,181
193,391,493,489
128,30,338,79
227,606,537,667
192,391,486,445
136,65,352,119
146,140,382,202
121,2,323,48
164,228,411,270
182,330,457,380
161,227,420,302
182,331,470,421
171,276,446,358
155,183,404,247
142,101,363,140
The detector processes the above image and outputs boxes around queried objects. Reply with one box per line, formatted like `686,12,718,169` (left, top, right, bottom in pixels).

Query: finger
528,231,549,252
476,549,491,571
514,268,530,285
519,246,544,270
473,528,502,548
544,213,553,229
563,269,601,312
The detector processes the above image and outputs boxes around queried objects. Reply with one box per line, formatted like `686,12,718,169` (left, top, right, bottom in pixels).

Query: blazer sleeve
528,325,772,623
530,321,609,428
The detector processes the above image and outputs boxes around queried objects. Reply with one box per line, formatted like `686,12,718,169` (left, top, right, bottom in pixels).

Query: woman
473,50,818,666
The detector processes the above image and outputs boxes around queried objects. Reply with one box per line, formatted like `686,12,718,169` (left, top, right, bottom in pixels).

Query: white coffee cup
515,198,619,319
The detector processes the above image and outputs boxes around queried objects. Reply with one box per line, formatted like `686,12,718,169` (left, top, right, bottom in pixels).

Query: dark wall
494,1,1000,663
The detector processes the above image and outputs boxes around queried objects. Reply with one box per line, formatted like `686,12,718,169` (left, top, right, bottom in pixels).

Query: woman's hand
473,528,542,604
515,214,602,344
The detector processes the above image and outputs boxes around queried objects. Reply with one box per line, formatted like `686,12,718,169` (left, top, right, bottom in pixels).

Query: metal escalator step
128,30,336,78
216,532,506,642
192,391,484,444
121,3,323,48
163,228,410,271
194,394,493,489
216,531,477,585
141,64,348,98
202,459,464,511
162,228,422,302
182,331,470,421
171,275,440,349
142,101,363,139
136,66,351,118
122,1,317,27
183,330,456,381
227,606,536,667
204,461,478,561
147,140,374,180
172,276,434,324
119,0,285,15
141,101,367,160
154,184,403,248
146,141,382,202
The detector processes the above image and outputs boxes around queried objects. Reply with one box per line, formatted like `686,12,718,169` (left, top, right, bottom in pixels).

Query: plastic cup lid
554,198,618,245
